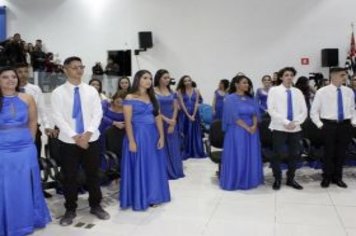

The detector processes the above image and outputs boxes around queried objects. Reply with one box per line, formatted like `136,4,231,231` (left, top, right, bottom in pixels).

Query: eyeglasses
67,65,85,70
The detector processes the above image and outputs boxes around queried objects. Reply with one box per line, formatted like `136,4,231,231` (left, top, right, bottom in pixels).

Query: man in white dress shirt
310,67,356,188
267,67,308,190
15,63,57,156
51,56,110,226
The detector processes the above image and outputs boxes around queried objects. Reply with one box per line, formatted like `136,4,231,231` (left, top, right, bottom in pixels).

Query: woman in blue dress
154,69,184,180
255,75,272,115
176,76,206,159
220,75,264,190
120,70,170,211
212,79,229,121
0,67,51,235
99,91,126,171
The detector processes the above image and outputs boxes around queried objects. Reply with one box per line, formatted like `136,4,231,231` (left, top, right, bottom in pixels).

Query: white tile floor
33,159,356,236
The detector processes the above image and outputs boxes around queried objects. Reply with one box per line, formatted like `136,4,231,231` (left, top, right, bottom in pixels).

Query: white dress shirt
51,81,103,144
310,84,356,128
267,84,307,133
23,82,52,129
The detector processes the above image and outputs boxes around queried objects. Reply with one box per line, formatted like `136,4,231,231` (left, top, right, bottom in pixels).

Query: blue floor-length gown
0,96,51,236
119,99,171,211
220,93,264,190
156,92,184,180
178,90,206,159
213,90,225,120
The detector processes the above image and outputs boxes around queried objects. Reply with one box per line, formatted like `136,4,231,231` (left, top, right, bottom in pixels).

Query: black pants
35,125,42,160
321,120,352,181
271,131,302,180
59,140,102,211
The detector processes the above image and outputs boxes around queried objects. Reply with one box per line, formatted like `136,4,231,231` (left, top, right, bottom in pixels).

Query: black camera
169,78,176,86
309,73,324,89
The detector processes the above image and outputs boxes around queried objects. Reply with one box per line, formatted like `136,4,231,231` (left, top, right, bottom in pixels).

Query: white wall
1,0,356,102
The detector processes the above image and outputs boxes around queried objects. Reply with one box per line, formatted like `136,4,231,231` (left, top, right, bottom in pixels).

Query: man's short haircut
63,56,82,66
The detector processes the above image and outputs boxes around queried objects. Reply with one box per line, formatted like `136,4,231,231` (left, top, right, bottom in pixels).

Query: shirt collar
280,84,292,91
65,81,83,89
330,83,341,90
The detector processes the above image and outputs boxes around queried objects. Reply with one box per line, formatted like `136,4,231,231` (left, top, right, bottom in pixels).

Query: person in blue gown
0,67,51,235
176,75,206,159
255,75,272,116
99,91,126,171
154,69,184,180
220,75,264,190
120,70,171,211
212,79,229,121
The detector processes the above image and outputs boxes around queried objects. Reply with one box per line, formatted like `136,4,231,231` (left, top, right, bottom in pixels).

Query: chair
301,118,324,163
103,126,124,180
199,103,213,133
205,120,224,175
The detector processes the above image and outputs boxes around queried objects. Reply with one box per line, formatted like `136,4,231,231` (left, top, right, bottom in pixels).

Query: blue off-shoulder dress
119,99,171,211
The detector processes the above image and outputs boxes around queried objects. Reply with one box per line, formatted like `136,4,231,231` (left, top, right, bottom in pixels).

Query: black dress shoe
272,180,281,190
321,179,330,188
90,206,110,220
60,210,76,226
286,179,303,190
332,180,348,188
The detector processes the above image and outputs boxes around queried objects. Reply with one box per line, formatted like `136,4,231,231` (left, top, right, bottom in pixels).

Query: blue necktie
337,87,344,121
287,89,293,121
72,87,84,134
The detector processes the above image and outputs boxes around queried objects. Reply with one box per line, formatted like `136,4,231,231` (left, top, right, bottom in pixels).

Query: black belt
321,119,351,125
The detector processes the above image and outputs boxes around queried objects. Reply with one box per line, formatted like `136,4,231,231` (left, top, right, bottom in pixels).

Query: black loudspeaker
321,48,339,67
139,32,153,49
107,50,132,76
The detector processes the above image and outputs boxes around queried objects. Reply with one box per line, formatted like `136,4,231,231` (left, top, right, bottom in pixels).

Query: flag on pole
345,24,356,76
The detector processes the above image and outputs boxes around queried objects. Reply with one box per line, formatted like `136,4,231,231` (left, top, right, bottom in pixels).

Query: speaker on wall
107,50,132,76
321,48,339,67
139,31,153,49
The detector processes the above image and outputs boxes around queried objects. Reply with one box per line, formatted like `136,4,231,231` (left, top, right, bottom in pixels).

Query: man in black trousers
51,56,110,226
311,67,356,188
267,67,308,190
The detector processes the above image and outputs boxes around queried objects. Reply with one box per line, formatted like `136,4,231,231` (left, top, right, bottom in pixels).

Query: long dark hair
154,69,171,91
88,78,103,93
228,75,253,97
176,75,192,94
130,70,159,116
0,66,21,112
117,76,131,92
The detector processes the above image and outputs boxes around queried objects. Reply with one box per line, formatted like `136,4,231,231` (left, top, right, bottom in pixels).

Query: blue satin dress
119,99,171,211
156,92,184,180
220,94,264,190
178,90,206,159
0,96,51,235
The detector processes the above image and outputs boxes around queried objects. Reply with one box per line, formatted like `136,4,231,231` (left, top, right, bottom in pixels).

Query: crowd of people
0,52,356,235
0,33,63,73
